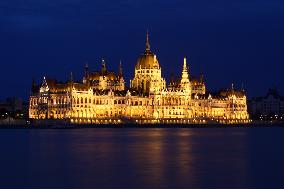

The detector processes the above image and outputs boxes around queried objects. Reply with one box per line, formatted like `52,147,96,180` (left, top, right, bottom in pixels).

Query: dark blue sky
1,0,284,100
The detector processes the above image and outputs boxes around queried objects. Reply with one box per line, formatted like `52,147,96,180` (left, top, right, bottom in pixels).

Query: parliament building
29,33,249,124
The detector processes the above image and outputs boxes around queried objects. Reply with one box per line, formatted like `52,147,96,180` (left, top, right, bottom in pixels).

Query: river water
0,127,283,189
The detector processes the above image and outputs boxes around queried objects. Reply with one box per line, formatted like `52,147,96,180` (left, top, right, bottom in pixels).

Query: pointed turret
40,76,49,93
181,57,190,81
170,72,175,85
117,60,125,91
200,73,204,83
118,60,123,77
84,63,89,78
69,71,74,90
241,83,245,92
32,78,37,88
31,78,38,95
145,30,151,53
82,62,89,84
200,67,205,83
169,72,176,90
180,57,191,93
101,58,107,74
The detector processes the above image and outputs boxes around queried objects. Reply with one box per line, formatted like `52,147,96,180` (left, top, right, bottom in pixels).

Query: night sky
1,0,284,100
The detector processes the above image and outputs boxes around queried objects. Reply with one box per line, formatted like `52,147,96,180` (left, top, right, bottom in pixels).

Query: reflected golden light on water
25,128,250,188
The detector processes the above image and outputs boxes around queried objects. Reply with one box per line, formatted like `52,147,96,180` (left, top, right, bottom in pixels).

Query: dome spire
145,30,151,52
118,60,123,77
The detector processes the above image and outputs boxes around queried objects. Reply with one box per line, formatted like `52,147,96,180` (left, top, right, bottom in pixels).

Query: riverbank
0,122,283,129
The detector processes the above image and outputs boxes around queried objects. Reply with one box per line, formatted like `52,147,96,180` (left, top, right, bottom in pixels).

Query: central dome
135,53,160,69
135,32,160,70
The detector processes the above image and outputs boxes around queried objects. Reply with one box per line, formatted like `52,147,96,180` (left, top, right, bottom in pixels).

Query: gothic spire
31,78,37,95
101,58,107,74
170,72,175,87
170,72,175,83
118,60,123,77
145,30,150,52
180,57,190,93
84,63,89,78
200,74,204,83
32,78,37,87
241,83,245,92
182,57,189,80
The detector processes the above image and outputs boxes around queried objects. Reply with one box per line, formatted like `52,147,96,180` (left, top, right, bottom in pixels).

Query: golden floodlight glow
29,33,249,124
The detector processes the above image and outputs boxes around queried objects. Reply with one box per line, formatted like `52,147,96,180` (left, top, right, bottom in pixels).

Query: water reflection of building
29,33,249,124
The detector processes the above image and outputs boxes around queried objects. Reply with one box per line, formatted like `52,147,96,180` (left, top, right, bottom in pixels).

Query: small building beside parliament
29,33,249,124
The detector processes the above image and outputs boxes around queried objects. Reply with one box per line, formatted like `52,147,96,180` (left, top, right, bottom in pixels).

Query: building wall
131,67,166,94
191,83,206,95
29,87,249,122
249,89,284,119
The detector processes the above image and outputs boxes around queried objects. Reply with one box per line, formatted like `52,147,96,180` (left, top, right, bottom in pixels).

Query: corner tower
131,32,166,94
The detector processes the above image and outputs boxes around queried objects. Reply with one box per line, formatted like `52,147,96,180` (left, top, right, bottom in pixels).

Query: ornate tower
118,60,123,77
31,78,38,95
69,71,74,91
180,57,191,94
131,31,166,94
117,61,125,91
101,58,107,74
83,63,89,84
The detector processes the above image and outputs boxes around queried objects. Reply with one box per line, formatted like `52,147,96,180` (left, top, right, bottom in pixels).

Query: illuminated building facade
29,33,249,124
